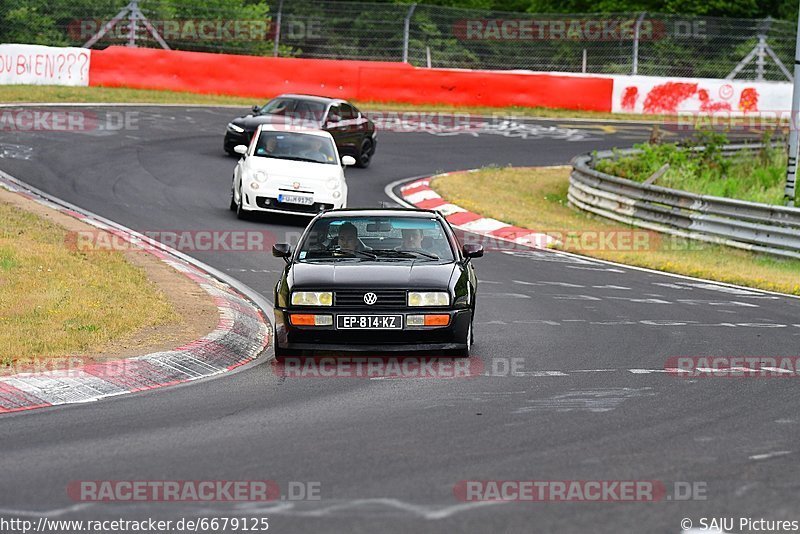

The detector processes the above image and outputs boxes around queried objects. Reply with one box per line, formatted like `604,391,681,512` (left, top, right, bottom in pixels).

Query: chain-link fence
1,0,796,80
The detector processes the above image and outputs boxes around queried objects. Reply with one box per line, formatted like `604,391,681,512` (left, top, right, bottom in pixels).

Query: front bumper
274,308,471,352
239,184,346,216
224,129,252,152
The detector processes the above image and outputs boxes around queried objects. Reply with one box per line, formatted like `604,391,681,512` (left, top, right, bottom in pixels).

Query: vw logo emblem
363,292,377,305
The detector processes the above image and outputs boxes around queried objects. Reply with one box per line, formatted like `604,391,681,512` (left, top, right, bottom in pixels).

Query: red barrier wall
89,46,613,111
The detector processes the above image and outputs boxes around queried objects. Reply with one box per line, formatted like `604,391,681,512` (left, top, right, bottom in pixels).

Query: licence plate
278,193,314,205
337,315,403,330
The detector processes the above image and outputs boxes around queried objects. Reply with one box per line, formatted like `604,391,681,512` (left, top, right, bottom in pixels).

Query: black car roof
316,208,441,219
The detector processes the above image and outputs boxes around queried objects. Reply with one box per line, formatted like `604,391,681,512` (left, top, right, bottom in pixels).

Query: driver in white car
299,137,333,163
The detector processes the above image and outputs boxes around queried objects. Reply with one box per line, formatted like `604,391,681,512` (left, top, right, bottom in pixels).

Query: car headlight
291,291,333,306
252,170,267,183
408,291,449,307
227,123,244,133
326,178,341,190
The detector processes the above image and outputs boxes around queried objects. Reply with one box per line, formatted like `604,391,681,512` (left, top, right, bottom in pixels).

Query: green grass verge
431,166,800,296
0,200,179,365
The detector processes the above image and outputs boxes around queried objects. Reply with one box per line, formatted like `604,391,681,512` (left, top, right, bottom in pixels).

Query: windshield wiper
373,249,439,260
328,246,378,259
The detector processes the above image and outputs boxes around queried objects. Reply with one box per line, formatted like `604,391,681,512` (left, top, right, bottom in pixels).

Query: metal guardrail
568,144,800,260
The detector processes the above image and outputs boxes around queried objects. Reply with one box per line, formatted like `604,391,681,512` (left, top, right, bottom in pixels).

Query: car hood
289,261,456,289
243,157,343,183
232,114,322,131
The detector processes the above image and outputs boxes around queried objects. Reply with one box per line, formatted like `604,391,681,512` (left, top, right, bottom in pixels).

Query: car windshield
297,216,455,262
259,99,327,122
253,131,337,165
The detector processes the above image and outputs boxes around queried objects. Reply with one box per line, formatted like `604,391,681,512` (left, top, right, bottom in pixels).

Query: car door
324,104,348,154
337,103,362,154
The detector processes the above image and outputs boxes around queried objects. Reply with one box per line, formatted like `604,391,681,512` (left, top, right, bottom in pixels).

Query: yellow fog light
291,291,333,306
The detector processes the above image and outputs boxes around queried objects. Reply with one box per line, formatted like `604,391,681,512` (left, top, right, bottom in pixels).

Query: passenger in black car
398,228,424,251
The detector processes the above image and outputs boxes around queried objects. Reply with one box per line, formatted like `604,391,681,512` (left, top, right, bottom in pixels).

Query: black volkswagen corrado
272,208,482,357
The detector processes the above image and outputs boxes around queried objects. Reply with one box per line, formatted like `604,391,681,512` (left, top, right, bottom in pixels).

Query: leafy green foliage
595,129,789,205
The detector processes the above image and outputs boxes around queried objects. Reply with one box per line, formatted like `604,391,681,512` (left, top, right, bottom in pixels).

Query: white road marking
608,296,672,304
514,387,655,414
0,504,94,517
677,299,759,308
749,451,792,461
566,265,626,273
539,281,586,288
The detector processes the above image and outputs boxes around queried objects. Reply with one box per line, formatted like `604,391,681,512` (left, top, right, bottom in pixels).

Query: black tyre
453,316,473,358
355,137,374,168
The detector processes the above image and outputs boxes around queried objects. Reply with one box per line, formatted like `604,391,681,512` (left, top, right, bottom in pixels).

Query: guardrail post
785,5,800,205
632,12,646,75
272,0,284,57
402,3,417,63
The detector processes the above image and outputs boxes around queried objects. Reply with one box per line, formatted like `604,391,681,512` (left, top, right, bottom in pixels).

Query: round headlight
249,182,259,190
326,178,341,190
332,191,341,199
254,171,267,183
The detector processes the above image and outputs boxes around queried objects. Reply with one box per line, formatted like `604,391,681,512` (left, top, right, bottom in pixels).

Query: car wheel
355,138,374,168
454,316,473,358
273,341,291,361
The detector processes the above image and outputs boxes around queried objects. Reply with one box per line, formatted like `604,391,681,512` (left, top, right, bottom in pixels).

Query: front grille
334,289,407,308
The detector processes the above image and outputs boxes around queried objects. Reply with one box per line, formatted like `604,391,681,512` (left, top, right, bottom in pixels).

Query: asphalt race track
1,106,800,533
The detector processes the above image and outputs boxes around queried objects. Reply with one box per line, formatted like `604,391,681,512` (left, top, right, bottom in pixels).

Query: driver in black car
336,222,368,252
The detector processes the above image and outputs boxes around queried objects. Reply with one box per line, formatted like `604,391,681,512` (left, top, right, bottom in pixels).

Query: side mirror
462,243,483,259
233,145,248,155
272,243,292,259
251,105,261,114
341,155,356,166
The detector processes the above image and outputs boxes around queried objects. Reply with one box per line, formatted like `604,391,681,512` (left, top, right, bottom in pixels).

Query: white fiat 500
230,126,352,218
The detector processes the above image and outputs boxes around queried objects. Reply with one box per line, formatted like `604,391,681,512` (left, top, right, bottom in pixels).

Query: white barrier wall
610,75,792,115
0,44,91,86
